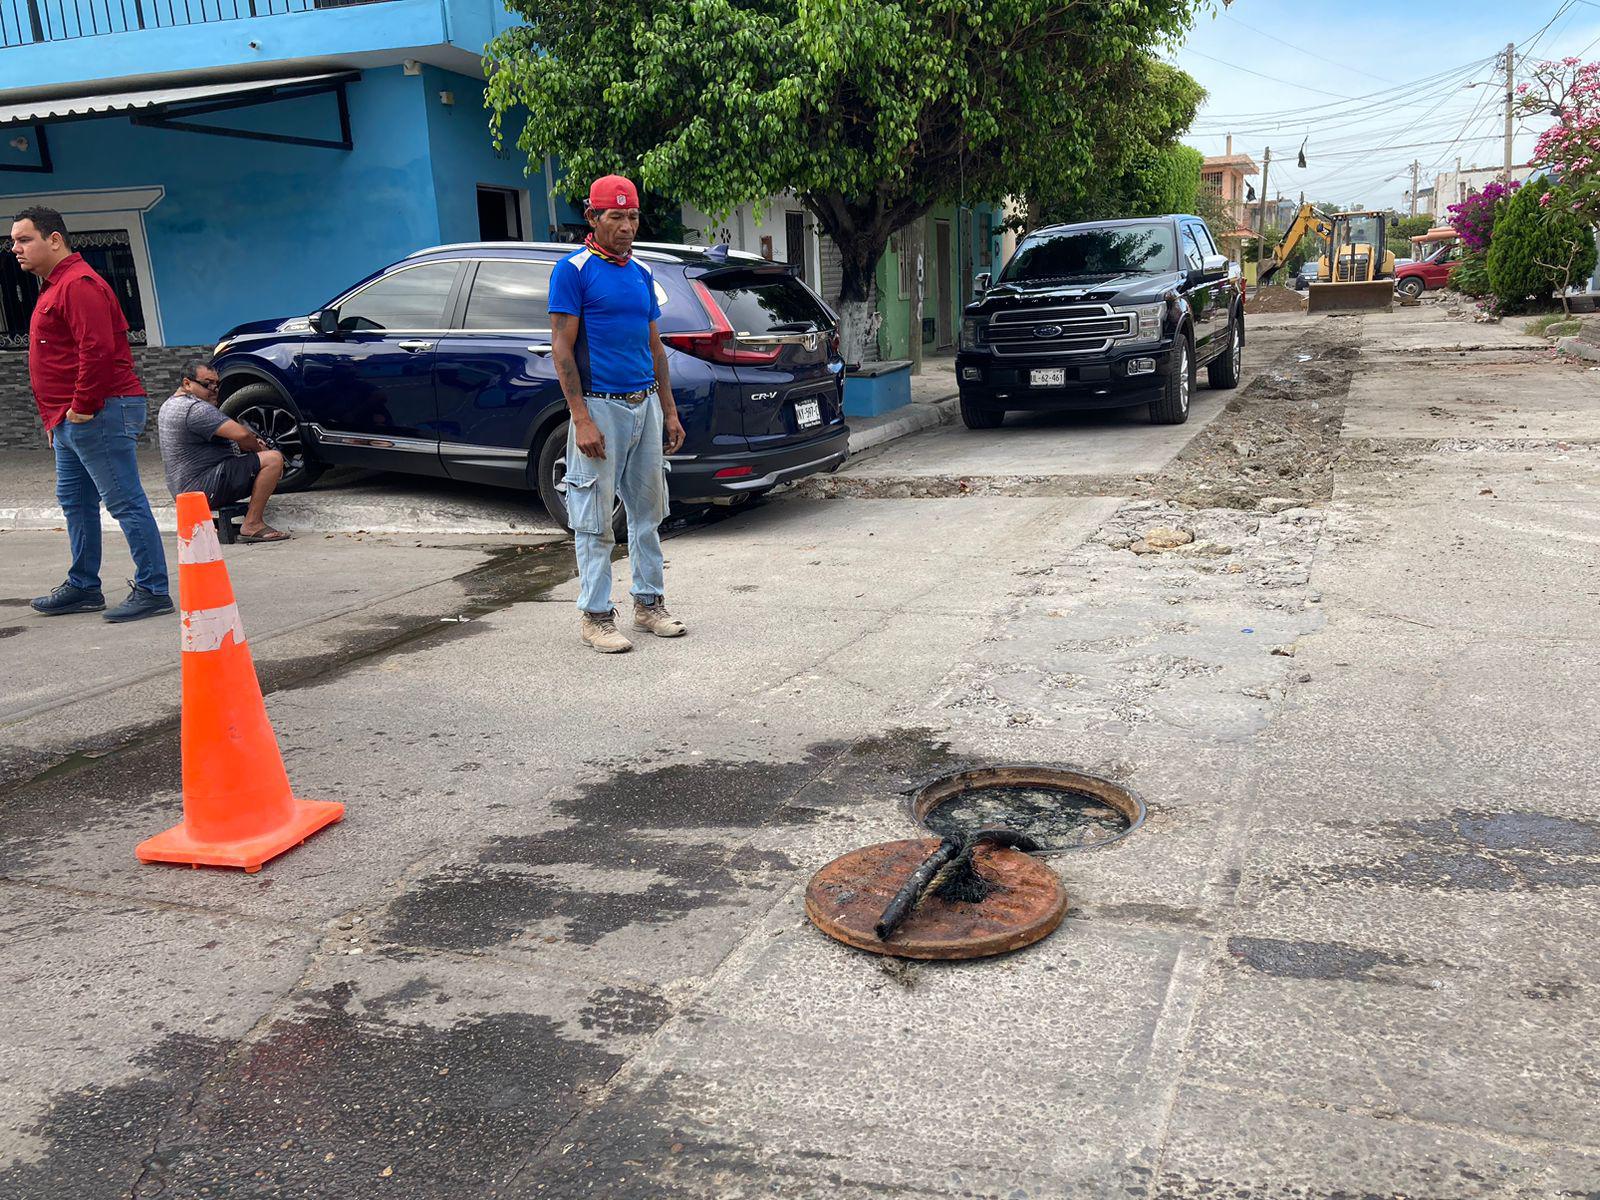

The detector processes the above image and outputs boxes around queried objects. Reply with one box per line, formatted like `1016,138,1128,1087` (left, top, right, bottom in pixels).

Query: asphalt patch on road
0,977,633,1200
379,729,979,956
1278,808,1600,893
1226,935,1420,984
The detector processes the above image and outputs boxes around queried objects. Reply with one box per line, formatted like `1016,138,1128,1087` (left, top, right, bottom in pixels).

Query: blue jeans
54,395,169,597
564,394,669,614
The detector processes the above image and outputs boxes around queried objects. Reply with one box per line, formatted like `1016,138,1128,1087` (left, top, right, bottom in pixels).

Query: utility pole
1258,147,1272,237
1409,160,1421,218
1504,42,1516,182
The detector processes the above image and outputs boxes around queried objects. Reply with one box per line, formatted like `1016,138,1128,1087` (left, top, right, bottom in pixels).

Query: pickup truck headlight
959,317,988,350
1114,302,1166,344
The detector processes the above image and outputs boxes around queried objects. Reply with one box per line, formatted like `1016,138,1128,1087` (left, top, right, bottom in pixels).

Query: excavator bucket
1307,280,1393,314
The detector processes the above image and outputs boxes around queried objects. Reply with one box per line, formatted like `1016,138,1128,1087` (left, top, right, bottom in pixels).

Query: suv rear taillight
662,280,782,365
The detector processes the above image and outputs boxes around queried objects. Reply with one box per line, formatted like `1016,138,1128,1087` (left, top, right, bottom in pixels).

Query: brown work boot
633,597,687,638
579,609,633,653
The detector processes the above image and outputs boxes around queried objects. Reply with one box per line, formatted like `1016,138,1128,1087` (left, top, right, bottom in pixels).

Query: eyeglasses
188,378,220,391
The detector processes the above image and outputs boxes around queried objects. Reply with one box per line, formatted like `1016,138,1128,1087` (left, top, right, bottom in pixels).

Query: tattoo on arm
550,313,588,416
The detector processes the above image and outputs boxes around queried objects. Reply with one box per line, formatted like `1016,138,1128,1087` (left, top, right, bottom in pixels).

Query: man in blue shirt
549,174,688,653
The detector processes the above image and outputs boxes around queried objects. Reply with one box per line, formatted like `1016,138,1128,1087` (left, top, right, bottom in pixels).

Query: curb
2,401,962,535
1555,335,1600,363
0,503,561,537
846,394,960,456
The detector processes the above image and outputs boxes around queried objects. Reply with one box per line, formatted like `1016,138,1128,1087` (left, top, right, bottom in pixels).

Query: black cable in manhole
910,766,1144,853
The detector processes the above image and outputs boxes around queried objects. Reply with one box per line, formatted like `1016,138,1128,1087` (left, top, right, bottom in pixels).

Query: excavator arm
1256,203,1330,287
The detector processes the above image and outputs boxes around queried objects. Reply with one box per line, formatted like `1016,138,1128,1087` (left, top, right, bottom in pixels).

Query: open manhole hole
911,766,1144,853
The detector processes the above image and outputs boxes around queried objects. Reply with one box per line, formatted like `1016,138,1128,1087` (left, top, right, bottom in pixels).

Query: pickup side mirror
973,271,991,295
1190,253,1229,286
313,308,341,335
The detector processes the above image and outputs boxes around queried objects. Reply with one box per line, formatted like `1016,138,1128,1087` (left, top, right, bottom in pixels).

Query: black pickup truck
955,215,1245,428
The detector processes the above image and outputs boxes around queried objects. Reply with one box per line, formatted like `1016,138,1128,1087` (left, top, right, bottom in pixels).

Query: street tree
484,0,1212,358
1518,57,1600,224
1037,63,1206,225
1487,177,1597,312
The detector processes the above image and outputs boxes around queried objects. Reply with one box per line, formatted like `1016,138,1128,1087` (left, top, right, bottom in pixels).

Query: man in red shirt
12,206,172,622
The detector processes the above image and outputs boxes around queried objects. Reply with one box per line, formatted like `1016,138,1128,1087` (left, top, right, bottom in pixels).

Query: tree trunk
907,218,925,375
834,239,883,367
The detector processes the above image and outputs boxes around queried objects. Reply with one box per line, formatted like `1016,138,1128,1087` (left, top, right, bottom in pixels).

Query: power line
1181,48,1360,100
1218,12,1395,84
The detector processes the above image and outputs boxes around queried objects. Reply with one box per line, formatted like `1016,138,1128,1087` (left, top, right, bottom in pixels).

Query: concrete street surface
1,309,1597,1198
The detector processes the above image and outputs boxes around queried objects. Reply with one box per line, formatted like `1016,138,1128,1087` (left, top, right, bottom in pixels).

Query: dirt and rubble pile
1246,285,1307,315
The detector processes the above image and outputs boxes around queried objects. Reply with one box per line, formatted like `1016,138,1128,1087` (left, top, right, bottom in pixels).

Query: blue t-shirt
547,247,662,394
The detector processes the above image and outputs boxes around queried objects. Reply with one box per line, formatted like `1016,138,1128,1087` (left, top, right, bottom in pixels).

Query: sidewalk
845,355,961,454
0,363,960,536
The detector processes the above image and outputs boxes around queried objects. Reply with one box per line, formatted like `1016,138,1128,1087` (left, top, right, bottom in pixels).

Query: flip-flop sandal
238,528,292,544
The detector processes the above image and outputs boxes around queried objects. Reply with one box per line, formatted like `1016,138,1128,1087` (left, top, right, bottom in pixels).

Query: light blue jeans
54,395,169,597
564,393,669,615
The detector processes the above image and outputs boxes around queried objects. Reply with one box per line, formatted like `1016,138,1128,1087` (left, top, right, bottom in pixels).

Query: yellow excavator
1258,204,1396,313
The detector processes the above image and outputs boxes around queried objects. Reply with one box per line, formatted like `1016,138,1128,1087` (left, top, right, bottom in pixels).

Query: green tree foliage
1039,63,1206,224
484,0,1211,345
1392,214,1435,241
1449,251,1492,298
1487,179,1597,311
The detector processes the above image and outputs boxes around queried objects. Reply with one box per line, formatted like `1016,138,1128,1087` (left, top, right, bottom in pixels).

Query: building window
784,211,807,280
1203,171,1224,194
477,186,525,241
896,233,913,300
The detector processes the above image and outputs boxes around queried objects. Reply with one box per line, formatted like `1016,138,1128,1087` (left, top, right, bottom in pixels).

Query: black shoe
103,582,175,623
31,582,106,616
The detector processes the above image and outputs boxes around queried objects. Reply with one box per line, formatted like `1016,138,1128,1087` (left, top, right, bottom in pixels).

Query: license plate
795,398,823,428
1030,368,1066,387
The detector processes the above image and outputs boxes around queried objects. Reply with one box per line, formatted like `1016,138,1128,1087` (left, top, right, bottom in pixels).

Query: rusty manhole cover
805,838,1068,960
912,766,1144,853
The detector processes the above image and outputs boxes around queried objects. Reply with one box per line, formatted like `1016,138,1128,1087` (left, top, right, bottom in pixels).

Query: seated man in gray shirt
157,360,289,543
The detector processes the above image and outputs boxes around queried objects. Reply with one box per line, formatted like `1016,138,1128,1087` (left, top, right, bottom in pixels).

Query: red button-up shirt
28,252,145,431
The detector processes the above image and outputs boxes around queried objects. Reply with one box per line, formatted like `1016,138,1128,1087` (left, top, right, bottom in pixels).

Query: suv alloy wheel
533,421,629,542
221,383,326,492
1206,317,1243,390
1149,337,1192,424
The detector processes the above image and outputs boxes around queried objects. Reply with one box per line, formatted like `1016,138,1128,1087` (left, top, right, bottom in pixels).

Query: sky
1169,0,1600,212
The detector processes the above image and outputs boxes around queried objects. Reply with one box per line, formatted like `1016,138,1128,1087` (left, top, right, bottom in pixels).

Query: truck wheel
1206,317,1243,390
221,383,325,492
960,393,1006,430
1149,338,1192,425
534,420,628,542
1396,276,1425,299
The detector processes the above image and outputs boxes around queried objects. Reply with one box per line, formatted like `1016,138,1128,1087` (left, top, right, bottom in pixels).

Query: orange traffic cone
136,492,343,872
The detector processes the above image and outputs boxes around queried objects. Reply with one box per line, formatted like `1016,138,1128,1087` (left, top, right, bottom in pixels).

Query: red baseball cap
589,174,640,210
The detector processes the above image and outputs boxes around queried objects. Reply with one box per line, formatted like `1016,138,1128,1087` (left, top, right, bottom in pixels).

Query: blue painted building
0,0,574,352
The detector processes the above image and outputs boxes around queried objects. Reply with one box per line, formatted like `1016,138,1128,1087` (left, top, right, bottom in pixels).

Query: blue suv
209,242,850,527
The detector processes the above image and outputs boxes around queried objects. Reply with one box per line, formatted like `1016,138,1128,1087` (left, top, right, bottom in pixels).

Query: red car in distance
1395,235,1460,299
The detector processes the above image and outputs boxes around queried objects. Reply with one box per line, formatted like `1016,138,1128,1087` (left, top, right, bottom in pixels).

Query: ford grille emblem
1034,324,1063,338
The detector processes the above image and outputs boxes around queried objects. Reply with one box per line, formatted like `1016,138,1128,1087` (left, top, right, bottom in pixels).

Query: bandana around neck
584,233,631,266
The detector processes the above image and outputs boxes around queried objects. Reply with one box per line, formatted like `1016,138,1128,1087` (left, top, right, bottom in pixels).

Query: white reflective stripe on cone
178,518,224,565
181,603,247,653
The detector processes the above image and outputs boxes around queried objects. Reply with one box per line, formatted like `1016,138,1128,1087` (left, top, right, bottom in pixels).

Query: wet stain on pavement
1279,808,1600,893
497,1068,911,1199
0,1032,229,1200
1226,936,1419,983
1,978,636,1200
1521,980,1581,1002
378,750,834,952
379,730,974,955
0,625,25,639
578,985,671,1038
